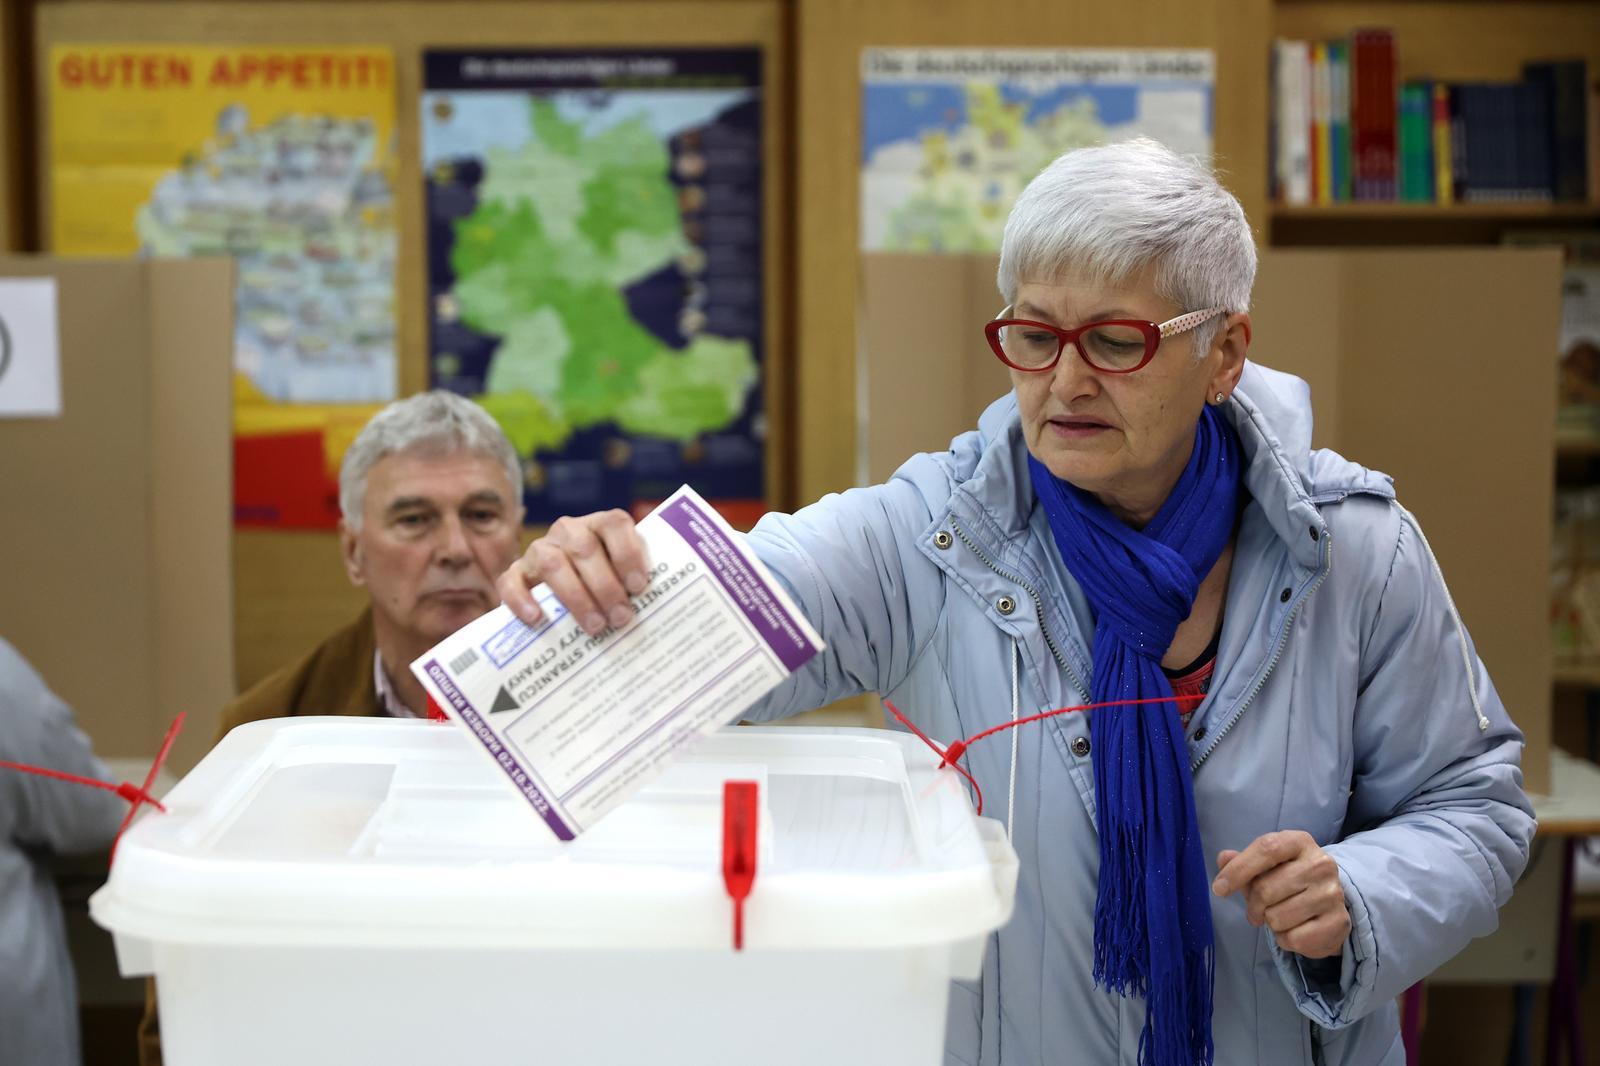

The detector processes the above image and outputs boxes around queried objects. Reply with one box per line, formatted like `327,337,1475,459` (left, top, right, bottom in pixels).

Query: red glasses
984,305,1226,374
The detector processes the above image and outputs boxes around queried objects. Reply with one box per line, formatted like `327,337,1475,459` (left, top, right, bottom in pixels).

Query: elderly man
138,390,523,1065
223,390,524,728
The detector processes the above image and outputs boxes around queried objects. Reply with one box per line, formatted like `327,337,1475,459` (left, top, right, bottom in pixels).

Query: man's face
340,448,522,649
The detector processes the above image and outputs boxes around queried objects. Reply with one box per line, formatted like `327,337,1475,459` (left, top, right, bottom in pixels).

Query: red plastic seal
721,780,759,951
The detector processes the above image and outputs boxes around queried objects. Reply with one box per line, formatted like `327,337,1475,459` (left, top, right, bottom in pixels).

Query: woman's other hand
496,510,651,636
1212,830,1352,959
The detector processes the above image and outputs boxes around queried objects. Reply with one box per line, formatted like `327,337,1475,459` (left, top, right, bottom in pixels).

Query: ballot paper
411,486,824,841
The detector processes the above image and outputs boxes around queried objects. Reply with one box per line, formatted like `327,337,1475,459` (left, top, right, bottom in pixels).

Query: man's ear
339,519,367,589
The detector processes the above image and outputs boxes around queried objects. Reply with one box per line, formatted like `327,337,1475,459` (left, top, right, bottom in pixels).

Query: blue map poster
423,49,766,525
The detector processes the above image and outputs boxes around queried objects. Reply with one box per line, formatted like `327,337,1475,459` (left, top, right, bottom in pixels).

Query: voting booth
91,718,1019,1066
0,256,236,776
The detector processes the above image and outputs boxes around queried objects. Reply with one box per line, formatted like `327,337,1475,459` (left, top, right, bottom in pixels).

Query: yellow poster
50,45,397,528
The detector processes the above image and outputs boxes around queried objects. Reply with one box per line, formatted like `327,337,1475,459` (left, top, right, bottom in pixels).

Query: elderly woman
497,138,1534,1066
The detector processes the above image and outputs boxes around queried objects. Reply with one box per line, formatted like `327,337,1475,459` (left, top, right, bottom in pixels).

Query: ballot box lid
91,718,1015,951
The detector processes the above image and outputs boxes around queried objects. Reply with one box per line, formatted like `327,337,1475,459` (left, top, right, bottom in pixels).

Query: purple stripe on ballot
423,660,575,841
658,496,819,672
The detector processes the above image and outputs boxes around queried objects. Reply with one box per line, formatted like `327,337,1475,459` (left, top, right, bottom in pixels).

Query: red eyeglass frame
983,305,1228,374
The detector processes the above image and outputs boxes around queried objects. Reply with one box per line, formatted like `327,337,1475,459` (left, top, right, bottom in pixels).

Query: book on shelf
1352,28,1397,201
1272,39,1311,205
1271,31,1593,207
1525,60,1591,203
1330,40,1352,202
1398,81,1432,202
1432,83,1454,205
1312,42,1332,205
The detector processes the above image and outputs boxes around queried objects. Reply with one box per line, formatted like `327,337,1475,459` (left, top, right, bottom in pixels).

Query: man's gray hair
996,138,1257,355
339,390,523,529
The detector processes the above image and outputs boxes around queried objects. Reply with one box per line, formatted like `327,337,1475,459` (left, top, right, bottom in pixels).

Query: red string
0,760,168,812
882,694,1203,816
0,712,186,867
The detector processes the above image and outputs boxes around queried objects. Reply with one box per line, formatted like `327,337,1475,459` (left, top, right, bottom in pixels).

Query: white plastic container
92,718,1018,1066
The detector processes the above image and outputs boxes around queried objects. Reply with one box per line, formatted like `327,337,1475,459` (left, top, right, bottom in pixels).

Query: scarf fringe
1092,821,1149,997
1136,945,1216,1066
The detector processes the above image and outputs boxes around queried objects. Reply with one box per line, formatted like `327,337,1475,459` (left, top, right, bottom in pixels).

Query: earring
1213,392,1225,404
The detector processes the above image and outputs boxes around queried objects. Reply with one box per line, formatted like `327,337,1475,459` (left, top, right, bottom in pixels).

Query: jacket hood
958,360,1394,569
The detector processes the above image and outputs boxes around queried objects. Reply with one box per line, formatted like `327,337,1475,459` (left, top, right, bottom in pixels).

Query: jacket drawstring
1008,638,1021,839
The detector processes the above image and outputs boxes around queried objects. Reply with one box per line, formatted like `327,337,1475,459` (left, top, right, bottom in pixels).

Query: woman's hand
496,510,651,636
1212,830,1351,959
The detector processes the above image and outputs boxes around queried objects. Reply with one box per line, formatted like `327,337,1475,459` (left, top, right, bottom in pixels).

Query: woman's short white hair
339,390,523,529
996,137,1256,354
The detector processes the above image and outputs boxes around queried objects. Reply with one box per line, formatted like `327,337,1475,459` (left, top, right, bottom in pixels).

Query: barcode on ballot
449,647,480,675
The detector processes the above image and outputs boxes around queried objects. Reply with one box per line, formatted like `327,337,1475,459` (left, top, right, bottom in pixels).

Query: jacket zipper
949,520,1089,702
1191,529,1333,772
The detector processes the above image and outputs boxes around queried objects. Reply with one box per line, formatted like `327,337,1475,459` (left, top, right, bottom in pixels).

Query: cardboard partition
860,247,1559,793
0,256,234,774
859,255,1015,485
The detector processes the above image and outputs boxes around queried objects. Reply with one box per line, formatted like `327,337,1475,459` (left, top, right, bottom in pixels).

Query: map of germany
440,98,757,460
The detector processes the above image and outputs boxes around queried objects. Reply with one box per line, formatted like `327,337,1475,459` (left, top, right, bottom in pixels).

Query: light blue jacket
745,362,1535,1066
0,637,122,1066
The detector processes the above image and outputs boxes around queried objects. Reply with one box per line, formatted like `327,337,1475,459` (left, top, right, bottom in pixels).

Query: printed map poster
861,48,1214,252
423,49,766,526
50,45,398,528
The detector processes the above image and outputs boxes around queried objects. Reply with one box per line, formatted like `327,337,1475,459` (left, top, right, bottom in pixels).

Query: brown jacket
137,608,384,1066
215,607,384,737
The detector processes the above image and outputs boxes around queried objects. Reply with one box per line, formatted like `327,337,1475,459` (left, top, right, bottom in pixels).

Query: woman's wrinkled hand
1212,830,1351,959
496,510,651,637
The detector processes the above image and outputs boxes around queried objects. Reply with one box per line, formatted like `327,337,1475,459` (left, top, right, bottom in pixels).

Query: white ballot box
91,717,1019,1066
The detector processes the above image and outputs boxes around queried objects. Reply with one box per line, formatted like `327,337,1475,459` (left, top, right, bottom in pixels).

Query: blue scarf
1027,404,1242,1066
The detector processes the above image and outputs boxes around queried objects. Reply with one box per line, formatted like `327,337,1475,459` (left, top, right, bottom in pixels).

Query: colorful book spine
1398,82,1432,202
1274,39,1312,204
1330,41,1352,201
1350,31,1370,198
1312,42,1333,204
1373,30,1398,200
1432,82,1454,205
1351,28,1398,201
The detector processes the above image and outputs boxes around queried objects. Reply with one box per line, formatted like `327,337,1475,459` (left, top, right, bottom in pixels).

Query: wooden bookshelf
1268,1,1600,249
1553,660,1600,688
1556,431,1600,458
1273,203,1600,221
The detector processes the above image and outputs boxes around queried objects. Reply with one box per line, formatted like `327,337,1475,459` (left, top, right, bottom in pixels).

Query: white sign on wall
0,279,62,418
